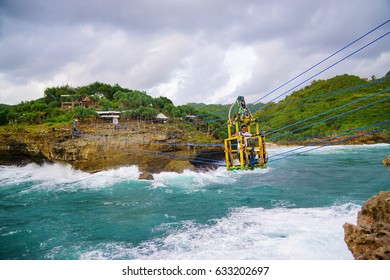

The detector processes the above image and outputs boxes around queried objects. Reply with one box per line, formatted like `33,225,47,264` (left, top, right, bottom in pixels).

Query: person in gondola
233,124,254,163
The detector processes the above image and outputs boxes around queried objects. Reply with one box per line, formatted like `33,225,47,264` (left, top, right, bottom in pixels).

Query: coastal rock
383,155,390,171
164,159,195,172
343,191,390,260
139,172,154,180
0,123,222,178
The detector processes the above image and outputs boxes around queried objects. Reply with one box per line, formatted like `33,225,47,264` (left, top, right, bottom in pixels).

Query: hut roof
156,113,169,119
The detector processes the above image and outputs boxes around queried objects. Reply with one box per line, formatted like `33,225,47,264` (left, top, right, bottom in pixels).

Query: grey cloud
0,0,389,105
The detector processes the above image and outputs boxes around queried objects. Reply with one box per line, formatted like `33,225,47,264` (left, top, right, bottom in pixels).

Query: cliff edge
0,122,223,179
343,191,390,260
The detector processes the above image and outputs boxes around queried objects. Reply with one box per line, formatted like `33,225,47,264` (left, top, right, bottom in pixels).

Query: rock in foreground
343,191,390,260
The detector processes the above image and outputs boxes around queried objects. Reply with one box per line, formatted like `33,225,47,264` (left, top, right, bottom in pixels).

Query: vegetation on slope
0,82,227,140
254,72,390,143
1,72,389,144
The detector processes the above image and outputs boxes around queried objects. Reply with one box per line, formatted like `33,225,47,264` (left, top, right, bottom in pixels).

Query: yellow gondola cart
224,96,268,171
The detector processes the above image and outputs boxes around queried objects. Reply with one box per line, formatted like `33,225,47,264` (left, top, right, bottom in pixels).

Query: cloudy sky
0,0,389,106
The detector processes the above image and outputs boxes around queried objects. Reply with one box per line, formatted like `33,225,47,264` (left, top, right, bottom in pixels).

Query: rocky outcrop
383,155,390,171
0,123,223,179
343,191,390,260
138,172,155,180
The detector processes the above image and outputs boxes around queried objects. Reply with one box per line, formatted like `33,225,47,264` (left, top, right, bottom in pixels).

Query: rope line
268,93,390,141
254,31,389,109
268,120,390,160
250,19,390,106
266,87,390,136
260,76,390,122
267,124,390,163
131,121,390,167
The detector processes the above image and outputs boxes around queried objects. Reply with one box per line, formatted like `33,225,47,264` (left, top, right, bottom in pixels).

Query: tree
97,98,113,110
0,105,10,125
73,107,98,122
44,85,76,103
177,105,197,115
153,96,173,110
138,106,156,119
84,82,117,100
161,103,173,116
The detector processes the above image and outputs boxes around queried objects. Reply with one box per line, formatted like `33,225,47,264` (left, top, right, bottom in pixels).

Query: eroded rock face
0,124,222,179
139,172,154,180
343,191,390,260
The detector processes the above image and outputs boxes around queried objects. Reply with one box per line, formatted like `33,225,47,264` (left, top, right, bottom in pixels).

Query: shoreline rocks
383,155,390,171
0,123,223,179
1,123,388,179
343,191,390,260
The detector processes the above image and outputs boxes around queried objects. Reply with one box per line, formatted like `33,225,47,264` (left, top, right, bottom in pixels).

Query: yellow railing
224,134,267,170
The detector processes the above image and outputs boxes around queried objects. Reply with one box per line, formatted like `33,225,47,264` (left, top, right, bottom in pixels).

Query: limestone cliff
343,191,390,260
0,123,223,179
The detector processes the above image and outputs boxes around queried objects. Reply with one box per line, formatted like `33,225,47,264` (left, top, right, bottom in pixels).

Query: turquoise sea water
0,144,389,260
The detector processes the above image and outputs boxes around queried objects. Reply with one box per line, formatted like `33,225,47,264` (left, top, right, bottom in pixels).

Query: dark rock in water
139,172,154,180
343,191,390,260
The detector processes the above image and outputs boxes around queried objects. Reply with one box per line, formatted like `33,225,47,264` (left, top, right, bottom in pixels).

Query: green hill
253,72,390,143
1,73,389,144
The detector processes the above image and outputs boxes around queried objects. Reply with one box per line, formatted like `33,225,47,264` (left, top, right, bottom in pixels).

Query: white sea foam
3,143,382,190
151,167,270,192
1,159,268,195
0,162,140,191
1,230,22,237
137,204,358,260
268,143,390,159
77,203,360,260
3,144,387,260
151,167,232,190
